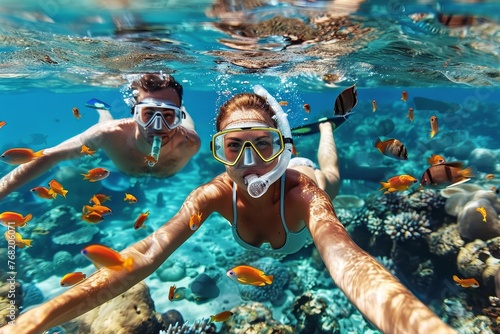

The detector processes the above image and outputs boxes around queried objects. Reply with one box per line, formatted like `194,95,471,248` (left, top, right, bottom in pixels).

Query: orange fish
1,148,44,165
373,137,408,160
72,107,82,119
372,100,377,112
82,205,112,216
209,310,234,323
407,107,414,122
379,175,418,194
226,265,273,286
82,212,104,224
81,244,133,272
60,272,86,287
0,121,6,128
430,115,439,139
82,167,110,182
303,103,311,113
168,285,176,301
89,194,101,206
144,155,157,164
134,210,149,230
476,207,487,222
189,212,203,231
48,179,68,198
81,144,96,156
452,275,479,288
427,154,446,166
278,101,288,106
0,211,32,228
4,230,32,248
93,193,111,204
30,186,56,199
124,193,137,204
401,90,408,102
485,174,495,180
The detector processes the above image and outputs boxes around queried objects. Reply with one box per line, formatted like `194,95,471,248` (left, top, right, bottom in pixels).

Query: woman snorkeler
0,86,456,334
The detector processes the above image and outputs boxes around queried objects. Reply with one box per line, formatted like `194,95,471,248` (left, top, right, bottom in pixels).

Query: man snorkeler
0,73,201,200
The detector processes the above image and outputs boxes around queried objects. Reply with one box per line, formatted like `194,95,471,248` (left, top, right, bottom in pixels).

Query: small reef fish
420,162,474,188
81,144,96,156
48,179,68,198
401,90,408,102
485,174,495,180
60,272,86,287
278,101,288,106
430,115,439,139
81,244,134,272
32,227,49,235
373,137,408,160
372,100,377,112
93,193,111,204
4,231,32,248
82,167,110,182
82,205,112,216
0,121,6,128
134,210,149,230
1,148,44,165
209,310,234,323
124,193,138,204
407,107,414,122
476,207,487,222
334,84,358,116
168,285,176,301
144,154,157,164
72,107,82,119
82,212,104,224
452,275,479,288
189,212,203,231
227,265,274,286
89,194,101,206
379,175,418,194
427,154,446,166
0,211,32,227
303,103,311,113
30,186,56,199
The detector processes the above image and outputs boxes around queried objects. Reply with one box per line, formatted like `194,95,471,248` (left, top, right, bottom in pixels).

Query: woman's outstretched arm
0,181,221,334
304,189,457,334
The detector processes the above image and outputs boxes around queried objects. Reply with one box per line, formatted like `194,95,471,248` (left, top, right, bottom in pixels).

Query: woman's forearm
313,221,457,334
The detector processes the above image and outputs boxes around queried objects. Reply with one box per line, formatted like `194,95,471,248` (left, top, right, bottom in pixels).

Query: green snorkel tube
148,136,162,167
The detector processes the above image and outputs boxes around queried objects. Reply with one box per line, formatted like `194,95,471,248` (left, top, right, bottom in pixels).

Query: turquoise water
0,0,499,333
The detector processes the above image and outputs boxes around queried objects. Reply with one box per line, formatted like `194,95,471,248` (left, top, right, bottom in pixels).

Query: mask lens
134,101,182,129
212,128,284,166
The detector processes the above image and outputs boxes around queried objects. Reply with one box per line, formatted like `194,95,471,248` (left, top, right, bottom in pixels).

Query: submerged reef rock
160,309,184,329
469,148,497,173
291,292,340,334
384,210,431,241
21,283,44,309
237,257,290,305
332,195,365,209
458,198,500,240
156,259,187,282
428,224,465,258
457,238,500,291
444,139,477,160
65,281,162,334
445,188,499,217
221,302,294,334
0,270,22,327
190,273,220,300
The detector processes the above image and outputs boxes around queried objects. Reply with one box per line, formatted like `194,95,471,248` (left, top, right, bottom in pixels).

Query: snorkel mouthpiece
148,135,162,167
245,85,293,198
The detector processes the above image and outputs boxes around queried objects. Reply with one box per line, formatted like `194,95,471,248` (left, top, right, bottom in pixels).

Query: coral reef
291,291,340,334
62,281,163,334
384,210,431,241
428,224,465,258
21,283,44,309
0,270,22,327
156,259,187,282
469,148,497,173
237,257,290,306
189,273,221,300
458,198,500,241
221,302,294,334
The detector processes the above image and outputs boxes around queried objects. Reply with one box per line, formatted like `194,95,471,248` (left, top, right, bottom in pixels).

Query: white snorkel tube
244,85,293,198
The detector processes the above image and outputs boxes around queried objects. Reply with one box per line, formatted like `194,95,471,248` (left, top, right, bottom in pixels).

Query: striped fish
420,162,474,188
334,84,358,117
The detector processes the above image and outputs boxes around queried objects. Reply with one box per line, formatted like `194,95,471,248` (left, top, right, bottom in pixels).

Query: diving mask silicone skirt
133,98,183,130
211,127,286,166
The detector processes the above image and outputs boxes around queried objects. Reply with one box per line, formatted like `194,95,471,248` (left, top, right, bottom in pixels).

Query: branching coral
384,210,431,241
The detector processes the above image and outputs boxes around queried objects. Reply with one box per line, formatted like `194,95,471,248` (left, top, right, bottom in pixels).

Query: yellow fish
4,230,32,248
476,207,487,222
124,193,137,204
81,144,96,156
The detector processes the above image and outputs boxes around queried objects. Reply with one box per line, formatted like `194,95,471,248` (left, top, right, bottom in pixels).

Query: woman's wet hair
216,93,277,131
131,73,183,101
